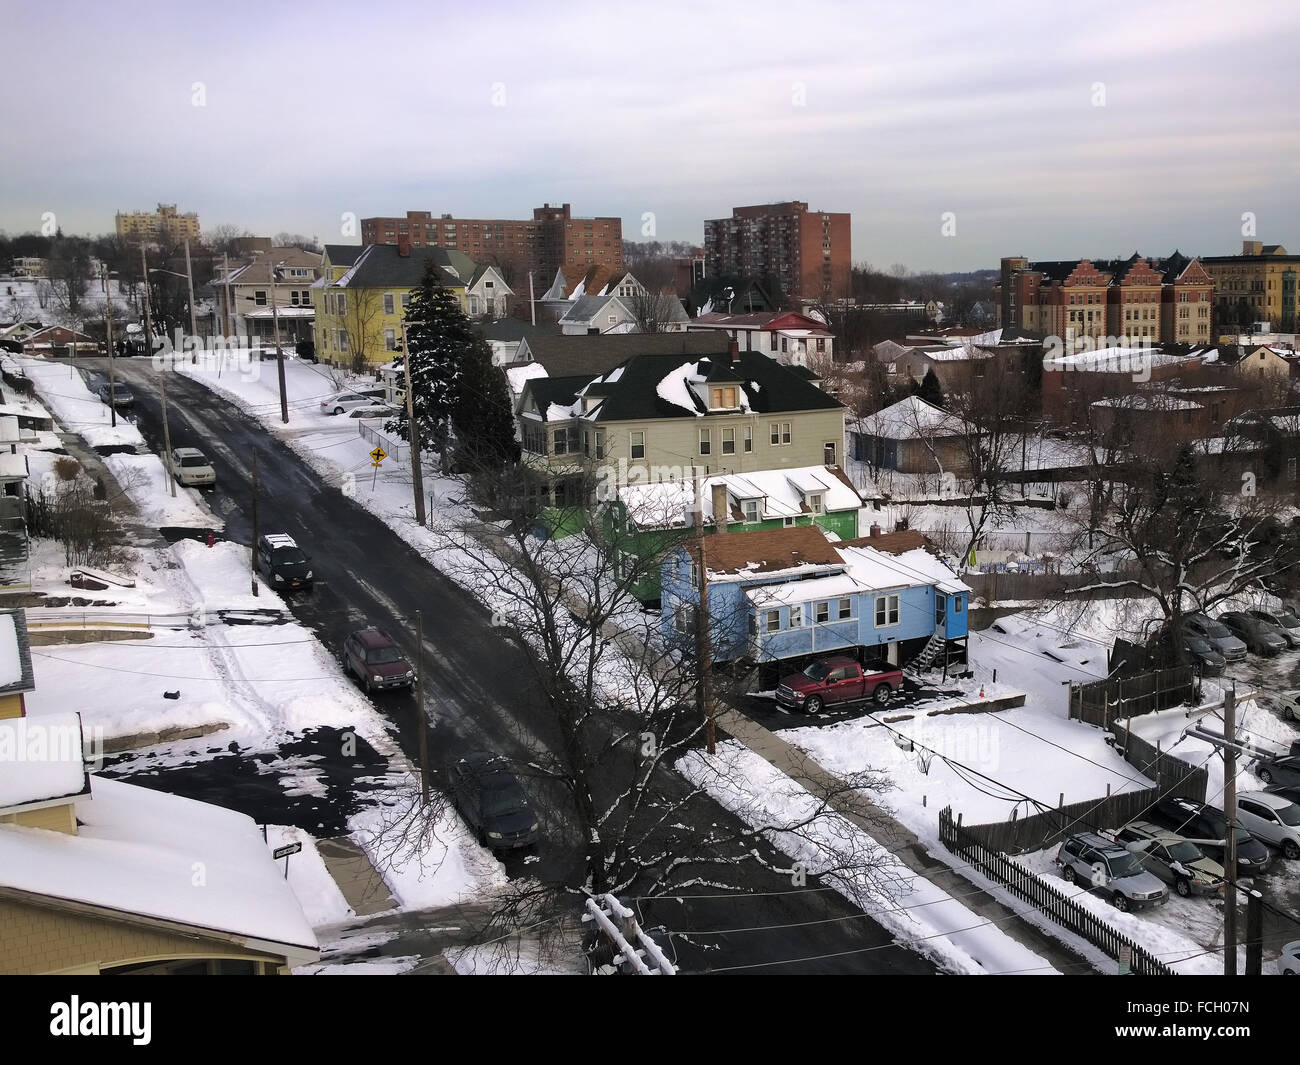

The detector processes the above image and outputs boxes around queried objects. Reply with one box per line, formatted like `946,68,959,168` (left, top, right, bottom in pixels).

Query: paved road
87,356,937,974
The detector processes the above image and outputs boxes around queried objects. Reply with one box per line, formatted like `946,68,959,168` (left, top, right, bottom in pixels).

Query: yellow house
0,609,34,720
0,711,320,975
313,244,476,370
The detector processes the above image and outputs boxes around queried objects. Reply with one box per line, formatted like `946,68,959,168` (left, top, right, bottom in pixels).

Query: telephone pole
693,469,715,755
400,321,427,526
103,269,117,429
1224,681,1238,976
141,244,177,497
250,449,260,598
415,609,430,806
183,238,199,349
272,264,289,424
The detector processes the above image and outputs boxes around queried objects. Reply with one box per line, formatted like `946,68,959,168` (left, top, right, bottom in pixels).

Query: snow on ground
265,824,353,927
969,612,1110,715
19,355,144,448
678,741,1060,975
104,452,219,528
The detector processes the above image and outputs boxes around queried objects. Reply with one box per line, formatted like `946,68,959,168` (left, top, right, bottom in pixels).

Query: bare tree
341,289,382,373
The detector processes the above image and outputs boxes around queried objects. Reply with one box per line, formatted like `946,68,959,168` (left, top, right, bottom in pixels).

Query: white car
319,389,386,415
170,447,215,487
1237,791,1300,860
1282,941,1300,975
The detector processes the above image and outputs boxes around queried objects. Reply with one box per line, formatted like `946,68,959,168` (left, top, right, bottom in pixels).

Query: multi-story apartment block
1201,241,1299,333
703,202,851,303
114,203,201,245
997,253,1213,351
360,203,622,280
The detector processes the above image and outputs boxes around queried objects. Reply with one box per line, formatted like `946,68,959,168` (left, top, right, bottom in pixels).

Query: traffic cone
978,683,985,699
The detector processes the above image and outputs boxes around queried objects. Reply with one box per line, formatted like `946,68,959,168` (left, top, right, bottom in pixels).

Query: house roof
224,247,322,285
478,318,547,343
837,529,930,554
521,375,594,420
322,244,363,268
855,395,964,439
702,524,844,577
332,244,466,290
514,332,729,379
0,713,89,812
558,293,622,326
0,609,35,696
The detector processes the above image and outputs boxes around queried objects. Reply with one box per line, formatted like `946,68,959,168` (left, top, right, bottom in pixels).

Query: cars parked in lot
1256,753,1300,789
1113,821,1226,897
1265,783,1300,806
1246,608,1300,649
169,447,215,487
775,656,904,714
342,627,415,693
1181,635,1226,675
1148,796,1272,876
1281,941,1300,975
319,388,387,415
254,533,313,592
447,752,538,851
1263,691,1300,723
1218,611,1287,656
1236,791,1300,859
1054,832,1168,911
97,381,135,407
1182,613,1247,662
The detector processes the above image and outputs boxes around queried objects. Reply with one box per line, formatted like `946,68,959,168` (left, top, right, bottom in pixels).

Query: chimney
823,443,835,466
710,483,730,534
869,522,882,538
397,235,410,257
726,338,739,363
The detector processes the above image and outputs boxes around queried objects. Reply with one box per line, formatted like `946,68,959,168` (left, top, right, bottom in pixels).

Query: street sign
1118,944,1132,975
369,445,387,466
273,842,302,860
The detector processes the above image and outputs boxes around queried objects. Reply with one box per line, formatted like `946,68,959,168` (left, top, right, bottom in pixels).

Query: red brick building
703,202,851,303
360,203,622,281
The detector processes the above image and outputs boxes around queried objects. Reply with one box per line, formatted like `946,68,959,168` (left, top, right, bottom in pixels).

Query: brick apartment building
1201,240,1299,333
360,203,622,280
703,202,851,303
114,203,201,244
997,253,1213,351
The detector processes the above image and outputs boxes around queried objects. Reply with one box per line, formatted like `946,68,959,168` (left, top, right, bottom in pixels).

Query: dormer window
710,386,738,409
742,499,760,523
806,493,824,515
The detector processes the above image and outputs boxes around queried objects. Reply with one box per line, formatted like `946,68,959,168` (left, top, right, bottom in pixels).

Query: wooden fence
1069,666,1196,729
963,566,1147,604
938,806,1177,976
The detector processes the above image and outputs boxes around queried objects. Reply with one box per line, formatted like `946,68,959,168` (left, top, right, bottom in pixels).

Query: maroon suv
776,656,903,714
343,627,415,693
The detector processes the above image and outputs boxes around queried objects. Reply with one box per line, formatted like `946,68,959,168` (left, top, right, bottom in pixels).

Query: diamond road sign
369,446,387,466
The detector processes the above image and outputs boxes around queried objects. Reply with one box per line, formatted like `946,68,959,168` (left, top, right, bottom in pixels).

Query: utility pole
141,244,177,497
250,449,260,598
1224,681,1238,976
415,609,430,806
222,252,232,336
184,239,199,361
104,269,117,429
400,321,427,526
272,264,289,423
693,469,715,755
528,270,536,327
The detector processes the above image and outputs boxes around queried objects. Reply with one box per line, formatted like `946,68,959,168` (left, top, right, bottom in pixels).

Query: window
591,429,605,460
254,290,267,306
837,597,852,620
722,427,735,454
875,594,900,627
384,328,397,351
522,424,546,453
383,293,395,315
781,423,791,445
783,516,796,527
699,429,711,456
337,294,347,316
742,499,760,523
630,431,645,460
789,605,802,628
336,330,349,352
688,558,699,587
401,292,411,310
771,422,780,446
816,338,825,353
552,426,580,454
765,609,781,633
807,492,824,515
711,386,737,408
673,603,696,636
744,426,753,453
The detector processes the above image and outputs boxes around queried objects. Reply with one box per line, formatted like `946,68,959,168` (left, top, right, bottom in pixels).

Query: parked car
1181,635,1226,675
1182,613,1247,663
254,533,313,591
775,656,904,714
1218,612,1287,656
169,447,215,488
319,388,387,415
1281,941,1300,975
1256,754,1300,789
345,403,399,420
1054,832,1168,911
1113,820,1225,897
97,381,134,407
447,752,538,851
1236,791,1300,859
1263,691,1300,724
343,627,415,693
1148,796,1272,876
1265,784,1300,806
1246,608,1300,649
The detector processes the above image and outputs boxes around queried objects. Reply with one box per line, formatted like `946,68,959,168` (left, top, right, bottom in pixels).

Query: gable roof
837,529,931,555
322,244,363,268
333,244,466,290
0,609,35,696
701,524,844,577
0,713,90,813
515,331,725,378
855,395,964,439
521,374,594,420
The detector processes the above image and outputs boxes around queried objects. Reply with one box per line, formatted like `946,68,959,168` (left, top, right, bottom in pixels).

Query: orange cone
978,684,985,699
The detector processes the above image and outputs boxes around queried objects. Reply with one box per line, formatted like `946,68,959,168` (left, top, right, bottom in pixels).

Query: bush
54,456,81,481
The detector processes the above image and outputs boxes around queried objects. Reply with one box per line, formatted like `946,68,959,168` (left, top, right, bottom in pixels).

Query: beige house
214,246,323,344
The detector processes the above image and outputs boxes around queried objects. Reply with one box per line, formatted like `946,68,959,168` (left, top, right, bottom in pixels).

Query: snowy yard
19,355,144,449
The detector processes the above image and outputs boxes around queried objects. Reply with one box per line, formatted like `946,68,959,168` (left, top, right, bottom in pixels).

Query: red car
776,656,903,714
343,627,415,693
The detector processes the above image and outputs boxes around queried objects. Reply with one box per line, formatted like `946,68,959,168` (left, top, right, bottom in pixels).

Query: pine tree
452,335,520,472
916,366,944,407
385,259,473,457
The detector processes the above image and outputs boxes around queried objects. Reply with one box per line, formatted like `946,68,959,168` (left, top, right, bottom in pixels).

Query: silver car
1114,820,1225,897
1183,613,1247,662
1055,832,1169,911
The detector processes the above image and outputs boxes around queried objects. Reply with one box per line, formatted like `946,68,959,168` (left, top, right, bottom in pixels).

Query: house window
744,426,753,452
383,293,396,315
336,330,349,352
875,594,900,627
673,602,696,636
816,338,825,353
699,429,711,456
630,431,645,460
522,424,546,453
783,516,796,527
722,427,736,454
789,605,802,628
711,386,737,409
552,426,580,454
401,292,411,310
807,493,824,515
384,328,397,351
954,596,963,612
742,499,759,523
781,423,791,445
814,601,830,624
254,290,267,306
765,610,781,633
688,558,699,587
337,294,347,316
837,597,852,620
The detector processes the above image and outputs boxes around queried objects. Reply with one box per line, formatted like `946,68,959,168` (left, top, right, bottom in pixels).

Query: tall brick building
360,203,621,280
703,202,851,302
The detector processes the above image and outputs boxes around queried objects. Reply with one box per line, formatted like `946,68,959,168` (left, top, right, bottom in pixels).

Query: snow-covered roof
0,774,318,958
505,361,548,396
1044,346,1189,372
0,610,34,695
0,451,27,480
0,713,88,810
241,306,315,319
620,466,861,529
1091,394,1203,410
855,395,964,439
743,541,968,605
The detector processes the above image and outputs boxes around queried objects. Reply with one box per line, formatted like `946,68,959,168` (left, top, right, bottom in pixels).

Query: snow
0,774,317,954
0,713,87,808
655,360,702,414
971,613,1110,714
854,395,963,440
505,361,547,398
104,453,220,528
18,356,144,449
0,612,22,687
265,824,353,927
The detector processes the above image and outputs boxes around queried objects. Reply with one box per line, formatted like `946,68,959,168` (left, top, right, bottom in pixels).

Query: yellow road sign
369,446,387,465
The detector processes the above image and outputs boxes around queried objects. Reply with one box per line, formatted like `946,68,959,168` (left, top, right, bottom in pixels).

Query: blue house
662,524,969,675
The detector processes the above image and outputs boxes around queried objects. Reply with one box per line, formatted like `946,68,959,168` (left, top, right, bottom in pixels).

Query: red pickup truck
776,656,903,714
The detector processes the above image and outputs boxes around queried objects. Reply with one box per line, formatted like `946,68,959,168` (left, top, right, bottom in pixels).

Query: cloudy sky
2,0,1297,271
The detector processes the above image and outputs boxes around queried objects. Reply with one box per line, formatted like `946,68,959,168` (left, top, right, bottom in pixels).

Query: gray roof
558,293,620,324
323,244,363,268
477,318,548,343
516,332,727,378
335,245,464,290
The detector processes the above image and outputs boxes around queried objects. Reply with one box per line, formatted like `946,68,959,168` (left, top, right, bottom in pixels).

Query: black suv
255,533,313,592
447,752,538,852
1148,796,1271,877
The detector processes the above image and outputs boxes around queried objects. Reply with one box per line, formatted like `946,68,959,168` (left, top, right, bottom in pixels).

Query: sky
1,0,1297,273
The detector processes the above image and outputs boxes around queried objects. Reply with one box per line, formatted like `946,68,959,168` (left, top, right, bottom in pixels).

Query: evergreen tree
452,334,520,472
914,366,944,407
385,260,472,457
